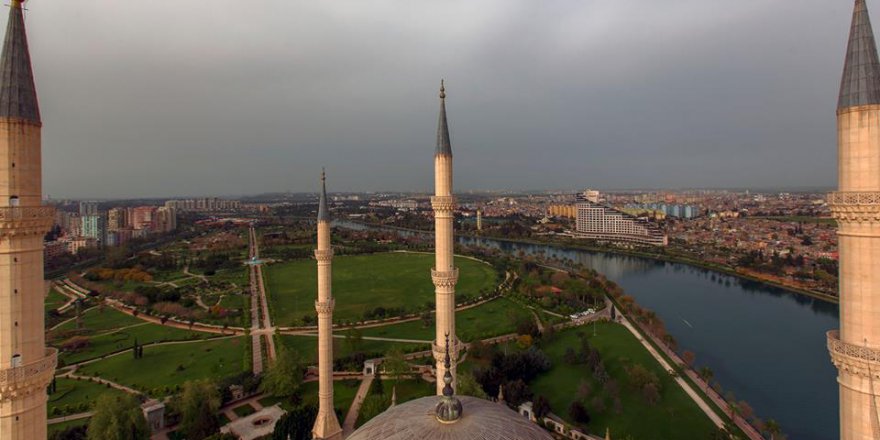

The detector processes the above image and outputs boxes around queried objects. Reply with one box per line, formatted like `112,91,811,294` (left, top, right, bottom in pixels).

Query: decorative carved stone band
828,192,880,224
314,249,334,262
0,206,55,236
0,348,57,402
828,191,880,205
828,330,880,379
315,299,335,315
431,196,457,212
431,268,459,288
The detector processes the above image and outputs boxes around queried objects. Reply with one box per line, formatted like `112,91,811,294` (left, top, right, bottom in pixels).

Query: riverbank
345,220,839,304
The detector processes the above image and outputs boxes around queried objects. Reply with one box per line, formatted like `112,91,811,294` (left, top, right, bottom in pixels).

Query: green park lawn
277,335,428,365
354,297,532,343
45,288,70,312
528,323,716,439
356,378,434,427
49,307,212,365
300,379,360,415
47,377,127,417
265,252,498,326
77,337,247,396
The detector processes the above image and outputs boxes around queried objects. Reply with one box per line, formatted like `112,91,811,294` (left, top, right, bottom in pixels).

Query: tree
698,366,713,389
682,350,696,367
456,371,488,399
260,347,304,398
87,394,149,440
271,405,318,440
642,383,661,406
50,424,88,440
503,379,533,407
383,347,409,383
765,419,783,440
568,401,590,426
178,380,222,440
532,395,550,419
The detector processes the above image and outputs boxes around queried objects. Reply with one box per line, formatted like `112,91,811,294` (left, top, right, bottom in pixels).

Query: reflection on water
340,222,839,440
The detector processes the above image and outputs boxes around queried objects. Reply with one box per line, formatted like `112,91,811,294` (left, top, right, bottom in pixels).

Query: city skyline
21,1,852,198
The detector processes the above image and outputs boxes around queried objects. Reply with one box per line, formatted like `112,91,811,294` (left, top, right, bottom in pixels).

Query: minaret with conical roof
829,1,880,439
312,169,343,440
431,80,460,395
0,1,56,438
0,0,57,440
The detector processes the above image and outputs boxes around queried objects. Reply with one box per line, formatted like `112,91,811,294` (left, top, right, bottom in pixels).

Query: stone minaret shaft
312,170,342,440
0,1,56,439
432,80,460,395
829,1,880,439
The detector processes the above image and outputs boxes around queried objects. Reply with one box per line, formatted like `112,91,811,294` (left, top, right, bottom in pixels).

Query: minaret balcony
0,348,57,402
431,268,459,288
314,249,334,262
827,330,880,379
431,196,457,212
0,205,55,236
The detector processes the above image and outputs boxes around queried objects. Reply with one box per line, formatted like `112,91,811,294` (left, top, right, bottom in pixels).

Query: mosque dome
346,395,555,440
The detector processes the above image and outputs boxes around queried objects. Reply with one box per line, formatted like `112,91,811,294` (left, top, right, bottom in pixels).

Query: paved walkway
342,375,373,436
47,411,93,425
248,224,278,373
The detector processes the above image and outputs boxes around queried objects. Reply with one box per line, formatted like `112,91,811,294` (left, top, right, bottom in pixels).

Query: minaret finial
439,79,446,99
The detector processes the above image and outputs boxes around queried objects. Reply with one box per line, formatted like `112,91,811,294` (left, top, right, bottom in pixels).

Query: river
341,222,839,439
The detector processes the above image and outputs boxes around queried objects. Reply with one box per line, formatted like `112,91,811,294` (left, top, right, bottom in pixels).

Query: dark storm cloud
22,0,848,198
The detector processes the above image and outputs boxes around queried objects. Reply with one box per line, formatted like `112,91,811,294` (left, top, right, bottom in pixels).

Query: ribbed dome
347,396,554,440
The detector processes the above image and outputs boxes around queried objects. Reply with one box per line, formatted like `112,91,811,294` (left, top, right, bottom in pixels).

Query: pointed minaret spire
318,167,330,222
839,0,880,109
0,0,40,123
436,79,452,156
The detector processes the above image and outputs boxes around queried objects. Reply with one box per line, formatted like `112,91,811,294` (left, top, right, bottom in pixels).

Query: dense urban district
39,191,808,440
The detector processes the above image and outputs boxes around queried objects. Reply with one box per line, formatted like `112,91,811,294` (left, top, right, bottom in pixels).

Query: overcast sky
20,0,857,198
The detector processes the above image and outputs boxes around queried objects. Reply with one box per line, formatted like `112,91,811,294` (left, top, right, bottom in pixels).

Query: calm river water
343,223,840,439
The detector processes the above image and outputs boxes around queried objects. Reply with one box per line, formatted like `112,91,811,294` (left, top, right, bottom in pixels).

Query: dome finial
435,333,463,423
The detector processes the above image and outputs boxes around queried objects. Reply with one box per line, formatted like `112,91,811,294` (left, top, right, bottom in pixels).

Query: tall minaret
431,80,460,395
0,1,56,439
829,1,880,439
312,169,343,440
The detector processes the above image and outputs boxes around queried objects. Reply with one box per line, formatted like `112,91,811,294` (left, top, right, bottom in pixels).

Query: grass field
354,297,532,343
47,377,127,417
45,288,70,312
49,307,212,365
277,335,428,365
528,323,716,439
356,378,434,427
265,252,498,326
301,379,360,414
77,337,247,396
